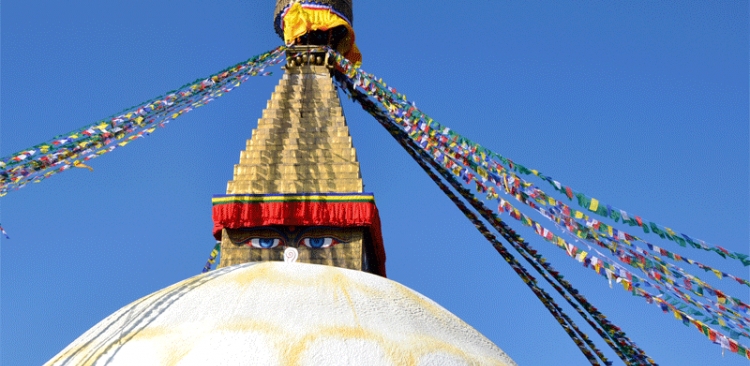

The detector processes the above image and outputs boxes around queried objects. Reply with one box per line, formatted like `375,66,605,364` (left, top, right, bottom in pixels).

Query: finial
274,0,353,40
273,0,360,67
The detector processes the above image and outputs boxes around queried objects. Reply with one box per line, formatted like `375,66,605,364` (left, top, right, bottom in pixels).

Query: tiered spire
226,62,363,195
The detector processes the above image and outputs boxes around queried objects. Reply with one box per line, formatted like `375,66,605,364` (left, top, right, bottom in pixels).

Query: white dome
46,262,517,366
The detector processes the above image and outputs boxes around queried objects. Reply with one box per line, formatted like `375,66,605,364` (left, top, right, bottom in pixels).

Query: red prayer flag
565,186,573,199
730,339,739,353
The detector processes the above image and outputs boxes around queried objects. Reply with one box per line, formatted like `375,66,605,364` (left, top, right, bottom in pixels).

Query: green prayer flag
735,253,750,266
685,237,702,249
609,209,621,223
576,193,590,209
650,222,666,239
515,164,532,175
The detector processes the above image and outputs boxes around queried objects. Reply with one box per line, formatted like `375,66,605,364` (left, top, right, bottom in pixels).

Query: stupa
45,2,517,365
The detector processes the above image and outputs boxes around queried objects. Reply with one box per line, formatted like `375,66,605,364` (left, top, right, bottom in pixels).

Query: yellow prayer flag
574,210,584,219
576,251,588,262
589,198,599,211
712,269,724,279
622,281,632,291
73,162,94,172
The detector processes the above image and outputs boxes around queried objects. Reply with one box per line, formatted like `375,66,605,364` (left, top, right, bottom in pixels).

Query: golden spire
226,57,363,195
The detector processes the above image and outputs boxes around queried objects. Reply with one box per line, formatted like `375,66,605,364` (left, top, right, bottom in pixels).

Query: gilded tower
211,0,384,275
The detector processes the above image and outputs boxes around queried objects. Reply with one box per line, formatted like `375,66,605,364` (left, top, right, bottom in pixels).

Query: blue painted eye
249,238,281,249
301,237,337,249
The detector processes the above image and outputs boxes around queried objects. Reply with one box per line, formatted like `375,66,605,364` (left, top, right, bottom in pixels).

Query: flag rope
333,70,653,365
330,50,750,359
327,54,745,269
0,46,287,197
422,131,750,336
430,133,750,289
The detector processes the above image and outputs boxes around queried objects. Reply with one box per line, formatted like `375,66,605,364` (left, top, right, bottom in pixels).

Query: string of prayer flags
331,48,750,340
328,50,746,268
439,151,750,287
330,49,750,358
459,149,750,304
0,47,286,197
494,176,750,337
332,48,749,298
433,129,750,331
395,127,613,365
0,225,9,239
202,242,221,273
336,68,653,365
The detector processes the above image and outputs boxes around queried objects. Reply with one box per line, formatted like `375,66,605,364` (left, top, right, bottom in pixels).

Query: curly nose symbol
284,247,299,263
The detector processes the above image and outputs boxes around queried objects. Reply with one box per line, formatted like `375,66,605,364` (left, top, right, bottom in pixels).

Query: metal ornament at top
273,0,353,39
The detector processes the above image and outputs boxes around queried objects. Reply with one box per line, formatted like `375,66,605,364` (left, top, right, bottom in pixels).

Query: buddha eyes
246,237,341,249
300,237,339,249
249,238,282,249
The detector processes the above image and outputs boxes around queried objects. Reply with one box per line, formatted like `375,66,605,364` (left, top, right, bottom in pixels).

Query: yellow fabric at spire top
283,3,362,65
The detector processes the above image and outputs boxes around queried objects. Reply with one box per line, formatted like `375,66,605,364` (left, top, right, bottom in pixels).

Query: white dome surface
46,262,517,366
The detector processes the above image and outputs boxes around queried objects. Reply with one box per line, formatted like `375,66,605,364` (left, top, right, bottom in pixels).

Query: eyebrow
227,229,287,244
296,227,352,241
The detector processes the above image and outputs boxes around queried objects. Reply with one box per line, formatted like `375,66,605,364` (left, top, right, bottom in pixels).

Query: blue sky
2,1,748,365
